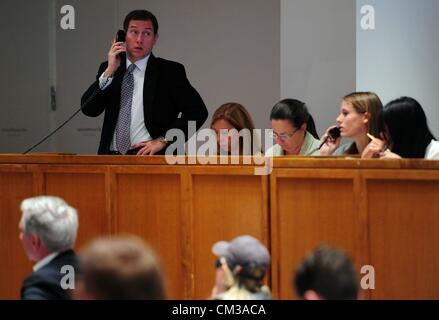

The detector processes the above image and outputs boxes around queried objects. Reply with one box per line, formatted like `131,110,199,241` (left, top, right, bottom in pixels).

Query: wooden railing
1,155,438,299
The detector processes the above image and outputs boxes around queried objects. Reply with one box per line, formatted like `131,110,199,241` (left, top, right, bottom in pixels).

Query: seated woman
266,99,320,156
320,92,383,156
211,102,259,155
362,96,439,159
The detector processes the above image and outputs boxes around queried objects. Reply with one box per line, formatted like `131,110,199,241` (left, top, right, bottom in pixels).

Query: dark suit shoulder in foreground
21,249,80,300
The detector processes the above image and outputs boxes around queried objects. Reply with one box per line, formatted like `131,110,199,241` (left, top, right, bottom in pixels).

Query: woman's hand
320,125,341,156
379,149,402,159
362,137,386,158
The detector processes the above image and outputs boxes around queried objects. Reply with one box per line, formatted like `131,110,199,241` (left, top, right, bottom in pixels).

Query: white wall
357,0,439,136
0,0,51,153
281,0,356,136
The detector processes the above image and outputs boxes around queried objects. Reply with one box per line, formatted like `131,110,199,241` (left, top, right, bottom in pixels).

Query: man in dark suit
19,196,80,300
81,10,208,155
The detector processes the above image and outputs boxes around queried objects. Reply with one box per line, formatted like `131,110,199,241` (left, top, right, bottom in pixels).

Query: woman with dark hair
362,97,439,159
266,99,320,156
320,92,383,156
211,102,260,155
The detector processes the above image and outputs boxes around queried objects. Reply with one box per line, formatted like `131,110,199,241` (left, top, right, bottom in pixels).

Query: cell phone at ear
116,29,126,42
115,30,126,59
328,126,341,139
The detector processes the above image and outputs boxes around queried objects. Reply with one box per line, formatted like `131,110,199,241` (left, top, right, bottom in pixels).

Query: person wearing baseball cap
210,235,271,300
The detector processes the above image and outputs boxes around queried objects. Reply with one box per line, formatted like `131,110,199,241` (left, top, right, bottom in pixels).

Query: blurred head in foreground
76,234,165,300
294,245,359,300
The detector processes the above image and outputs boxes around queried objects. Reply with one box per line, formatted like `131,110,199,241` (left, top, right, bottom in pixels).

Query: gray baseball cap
212,235,270,271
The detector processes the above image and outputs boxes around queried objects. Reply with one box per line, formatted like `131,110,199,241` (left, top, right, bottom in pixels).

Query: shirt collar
126,54,150,73
33,252,59,272
299,131,313,155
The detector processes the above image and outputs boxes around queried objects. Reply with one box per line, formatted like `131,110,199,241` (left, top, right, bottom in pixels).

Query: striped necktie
116,63,136,154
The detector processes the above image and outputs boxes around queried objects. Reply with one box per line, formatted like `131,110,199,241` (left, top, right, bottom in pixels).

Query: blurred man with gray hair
19,196,79,300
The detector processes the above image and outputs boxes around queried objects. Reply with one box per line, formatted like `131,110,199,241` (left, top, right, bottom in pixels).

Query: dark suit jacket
21,249,80,300
81,54,208,154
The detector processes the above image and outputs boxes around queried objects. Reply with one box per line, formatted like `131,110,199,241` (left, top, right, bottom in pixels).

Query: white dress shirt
99,55,152,152
33,252,59,272
425,140,439,159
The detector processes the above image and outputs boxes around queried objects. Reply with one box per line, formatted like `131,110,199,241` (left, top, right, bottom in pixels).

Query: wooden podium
1,154,439,299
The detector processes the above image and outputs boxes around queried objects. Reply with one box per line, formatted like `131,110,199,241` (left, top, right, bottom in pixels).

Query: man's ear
232,265,242,276
31,234,40,248
153,32,159,44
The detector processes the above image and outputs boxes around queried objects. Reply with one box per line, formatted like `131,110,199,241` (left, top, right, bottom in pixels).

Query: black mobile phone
116,29,126,42
116,30,126,59
328,126,341,139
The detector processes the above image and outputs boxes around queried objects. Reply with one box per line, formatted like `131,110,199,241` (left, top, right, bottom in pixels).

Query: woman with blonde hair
211,102,259,155
320,92,383,155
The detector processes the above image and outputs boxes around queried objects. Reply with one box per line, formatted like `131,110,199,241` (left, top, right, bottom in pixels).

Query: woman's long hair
211,102,259,155
379,97,435,158
342,92,383,154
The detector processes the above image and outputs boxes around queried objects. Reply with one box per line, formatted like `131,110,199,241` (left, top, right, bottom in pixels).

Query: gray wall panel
281,0,356,136
0,0,51,153
357,0,439,136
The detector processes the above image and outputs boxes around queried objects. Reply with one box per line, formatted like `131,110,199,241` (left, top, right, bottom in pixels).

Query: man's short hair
123,10,159,34
294,245,359,300
80,235,165,300
20,196,78,252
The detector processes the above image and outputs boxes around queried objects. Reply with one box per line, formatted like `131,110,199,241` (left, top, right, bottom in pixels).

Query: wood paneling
367,178,439,299
271,174,358,299
0,172,34,299
192,174,268,299
1,156,439,300
115,173,183,299
45,172,108,249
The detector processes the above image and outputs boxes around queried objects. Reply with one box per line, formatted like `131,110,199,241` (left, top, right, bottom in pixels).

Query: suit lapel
143,54,158,127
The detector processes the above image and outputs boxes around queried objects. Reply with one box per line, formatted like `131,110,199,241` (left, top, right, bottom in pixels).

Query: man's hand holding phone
104,30,126,77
